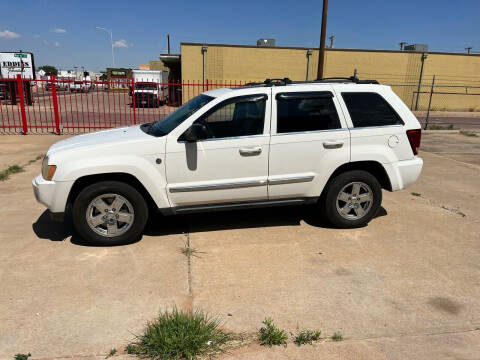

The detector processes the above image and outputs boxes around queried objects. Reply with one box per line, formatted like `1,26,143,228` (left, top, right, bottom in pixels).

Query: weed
428,124,454,130
259,318,288,347
127,307,230,359
460,130,478,137
14,354,31,360
294,329,321,346
411,192,421,197
106,348,116,358
28,155,44,165
331,332,343,341
180,246,205,258
7,165,24,174
125,344,139,355
0,164,24,181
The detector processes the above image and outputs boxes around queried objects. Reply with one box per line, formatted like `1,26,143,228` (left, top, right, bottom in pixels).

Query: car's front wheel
72,181,148,245
322,170,382,228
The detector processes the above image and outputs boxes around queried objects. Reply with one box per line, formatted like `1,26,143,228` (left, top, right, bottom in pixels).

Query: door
165,90,271,207
268,85,350,200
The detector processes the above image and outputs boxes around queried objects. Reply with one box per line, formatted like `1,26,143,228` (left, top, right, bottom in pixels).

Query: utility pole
316,0,329,80
329,35,335,48
167,34,171,55
399,42,407,51
465,47,472,54
415,53,428,111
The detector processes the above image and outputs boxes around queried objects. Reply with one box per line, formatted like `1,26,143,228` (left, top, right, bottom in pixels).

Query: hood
48,126,151,155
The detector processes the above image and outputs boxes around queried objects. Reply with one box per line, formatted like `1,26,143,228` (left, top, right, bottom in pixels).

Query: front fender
55,154,170,209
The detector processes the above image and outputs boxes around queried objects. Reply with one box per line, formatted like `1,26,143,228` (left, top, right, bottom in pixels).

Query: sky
0,0,478,72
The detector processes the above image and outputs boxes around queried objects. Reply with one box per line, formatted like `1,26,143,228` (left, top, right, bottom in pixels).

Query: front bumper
32,175,74,216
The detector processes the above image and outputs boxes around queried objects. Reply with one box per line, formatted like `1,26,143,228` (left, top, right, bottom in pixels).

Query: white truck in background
132,70,168,107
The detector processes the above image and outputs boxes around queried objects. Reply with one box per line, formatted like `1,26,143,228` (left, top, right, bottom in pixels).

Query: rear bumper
32,175,74,215
384,157,423,191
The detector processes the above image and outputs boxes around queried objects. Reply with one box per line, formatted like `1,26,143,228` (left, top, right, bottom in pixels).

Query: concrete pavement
0,133,479,359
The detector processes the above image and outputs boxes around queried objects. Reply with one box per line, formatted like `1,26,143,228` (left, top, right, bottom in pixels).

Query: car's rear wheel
72,181,148,245
322,170,382,228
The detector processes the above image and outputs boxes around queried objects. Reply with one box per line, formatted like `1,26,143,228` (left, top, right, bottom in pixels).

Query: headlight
41,156,57,180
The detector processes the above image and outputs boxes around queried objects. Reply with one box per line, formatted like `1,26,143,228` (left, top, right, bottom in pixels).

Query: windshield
135,83,157,90
146,94,214,137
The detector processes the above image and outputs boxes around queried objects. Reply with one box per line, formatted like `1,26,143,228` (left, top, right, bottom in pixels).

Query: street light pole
96,26,115,67
317,0,329,80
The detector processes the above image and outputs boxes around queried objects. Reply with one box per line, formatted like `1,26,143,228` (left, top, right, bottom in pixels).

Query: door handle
323,141,344,149
239,147,262,156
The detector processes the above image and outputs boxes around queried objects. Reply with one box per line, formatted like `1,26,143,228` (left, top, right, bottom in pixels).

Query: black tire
72,181,148,245
322,170,382,228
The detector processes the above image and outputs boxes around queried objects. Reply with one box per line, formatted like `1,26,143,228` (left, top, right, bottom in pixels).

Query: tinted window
342,92,404,127
276,92,341,133
149,94,214,136
195,94,266,139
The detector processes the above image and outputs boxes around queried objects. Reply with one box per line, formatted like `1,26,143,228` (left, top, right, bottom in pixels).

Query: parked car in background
70,80,92,93
33,77,423,245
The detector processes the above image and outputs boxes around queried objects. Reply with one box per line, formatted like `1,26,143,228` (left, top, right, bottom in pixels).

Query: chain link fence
358,72,480,130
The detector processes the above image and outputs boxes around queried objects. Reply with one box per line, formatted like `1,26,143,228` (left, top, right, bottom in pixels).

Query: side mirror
182,123,209,142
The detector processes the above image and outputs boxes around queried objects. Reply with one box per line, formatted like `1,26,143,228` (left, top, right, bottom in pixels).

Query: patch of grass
411,192,421,197
259,318,288,347
0,164,24,181
125,344,139,355
331,332,343,341
28,155,43,165
127,307,230,360
106,348,116,358
428,124,454,130
294,329,321,346
459,130,478,137
14,354,31,360
180,246,205,258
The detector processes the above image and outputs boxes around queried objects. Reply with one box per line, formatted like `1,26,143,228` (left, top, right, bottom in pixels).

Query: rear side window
276,92,341,133
342,92,404,128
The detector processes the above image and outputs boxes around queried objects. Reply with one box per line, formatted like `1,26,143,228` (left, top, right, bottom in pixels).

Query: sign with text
0,52,34,78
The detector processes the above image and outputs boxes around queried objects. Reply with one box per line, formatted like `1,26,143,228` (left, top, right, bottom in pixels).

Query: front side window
147,94,214,137
342,92,404,128
276,92,341,133
194,94,266,139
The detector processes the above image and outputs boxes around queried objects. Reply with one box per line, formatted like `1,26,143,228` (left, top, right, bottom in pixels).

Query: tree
37,65,58,76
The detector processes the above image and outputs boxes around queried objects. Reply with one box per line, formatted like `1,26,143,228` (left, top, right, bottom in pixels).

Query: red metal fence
0,75,244,134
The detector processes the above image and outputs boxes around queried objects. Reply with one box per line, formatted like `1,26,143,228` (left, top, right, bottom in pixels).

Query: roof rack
243,76,379,88
244,78,293,87
293,76,379,84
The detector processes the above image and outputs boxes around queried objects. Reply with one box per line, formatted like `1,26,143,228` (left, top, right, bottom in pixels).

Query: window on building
195,94,266,139
276,92,341,133
341,92,404,127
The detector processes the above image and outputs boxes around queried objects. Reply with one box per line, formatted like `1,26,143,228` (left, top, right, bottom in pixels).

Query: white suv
33,78,423,245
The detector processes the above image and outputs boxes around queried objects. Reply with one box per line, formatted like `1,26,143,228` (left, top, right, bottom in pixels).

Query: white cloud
0,30,20,39
34,34,41,38
43,40,61,47
51,28,67,33
113,39,133,48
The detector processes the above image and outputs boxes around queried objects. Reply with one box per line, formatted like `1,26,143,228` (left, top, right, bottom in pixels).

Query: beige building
175,42,480,111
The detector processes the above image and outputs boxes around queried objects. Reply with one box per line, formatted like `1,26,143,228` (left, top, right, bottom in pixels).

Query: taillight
406,129,421,156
